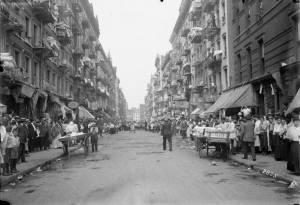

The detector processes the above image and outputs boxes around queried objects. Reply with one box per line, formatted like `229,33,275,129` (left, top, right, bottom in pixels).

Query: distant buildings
145,0,300,120
0,0,127,120
126,106,144,122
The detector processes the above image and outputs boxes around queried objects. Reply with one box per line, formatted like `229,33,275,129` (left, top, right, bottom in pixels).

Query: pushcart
196,129,231,160
58,132,91,158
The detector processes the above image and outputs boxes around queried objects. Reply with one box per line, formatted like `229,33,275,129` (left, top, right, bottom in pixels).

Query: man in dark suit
18,119,29,163
240,115,256,161
161,117,173,151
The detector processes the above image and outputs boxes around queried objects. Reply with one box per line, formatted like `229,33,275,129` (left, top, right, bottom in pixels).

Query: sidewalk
231,153,300,185
0,147,78,188
176,136,300,186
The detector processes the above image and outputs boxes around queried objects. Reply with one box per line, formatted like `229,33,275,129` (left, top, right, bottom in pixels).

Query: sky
90,0,182,109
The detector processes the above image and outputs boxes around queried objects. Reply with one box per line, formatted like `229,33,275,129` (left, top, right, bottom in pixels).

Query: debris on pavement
17,175,23,180
288,180,299,189
9,182,16,186
211,161,218,166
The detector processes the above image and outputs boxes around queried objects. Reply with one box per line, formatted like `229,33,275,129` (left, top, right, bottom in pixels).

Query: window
258,39,265,74
14,50,20,67
237,54,242,82
246,47,252,79
32,62,38,85
57,76,61,93
25,17,30,37
52,73,56,86
247,9,251,26
223,34,227,57
25,56,30,73
46,69,50,83
25,57,30,82
224,67,228,89
33,24,38,46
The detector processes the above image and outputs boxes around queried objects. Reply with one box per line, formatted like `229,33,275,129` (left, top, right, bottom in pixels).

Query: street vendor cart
195,128,231,160
58,132,91,158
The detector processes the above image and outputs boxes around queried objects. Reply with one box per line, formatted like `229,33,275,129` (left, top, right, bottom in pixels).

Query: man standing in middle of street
161,117,173,151
240,115,256,161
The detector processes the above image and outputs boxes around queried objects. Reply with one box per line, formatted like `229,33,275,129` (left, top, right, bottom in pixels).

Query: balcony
72,22,82,36
203,0,217,13
181,27,190,37
95,44,101,51
175,58,182,66
32,0,58,24
205,26,220,41
71,71,83,81
0,6,9,23
72,47,84,57
55,22,72,45
188,27,203,44
82,42,90,50
190,0,202,19
71,0,83,13
33,36,59,58
192,54,202,66
82,19,90,29
89,51,97,59
58,59,72,73
82,56,92,68
183,65,191,76
2,17,23,33
89,35,96,41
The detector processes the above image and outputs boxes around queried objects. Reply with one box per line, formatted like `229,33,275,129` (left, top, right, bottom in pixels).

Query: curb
0,147,80,188
229,156,296,185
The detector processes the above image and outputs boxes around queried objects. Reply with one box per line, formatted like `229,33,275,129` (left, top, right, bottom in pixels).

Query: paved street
1,131,299,205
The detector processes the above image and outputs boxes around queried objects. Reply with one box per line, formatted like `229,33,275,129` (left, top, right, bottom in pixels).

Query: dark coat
240,119,255,142
161,121,172,137
27,123,37,140
18,124,29,143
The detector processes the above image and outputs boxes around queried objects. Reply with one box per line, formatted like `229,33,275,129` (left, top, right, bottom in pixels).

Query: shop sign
172,101,189,109
68,101,79,109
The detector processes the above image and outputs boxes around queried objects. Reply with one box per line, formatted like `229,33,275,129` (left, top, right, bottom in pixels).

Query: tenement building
145,0,300,120
0,0,125,120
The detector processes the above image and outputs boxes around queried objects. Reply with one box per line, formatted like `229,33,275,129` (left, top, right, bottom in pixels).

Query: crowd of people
0,110,126,176
147,111,300,175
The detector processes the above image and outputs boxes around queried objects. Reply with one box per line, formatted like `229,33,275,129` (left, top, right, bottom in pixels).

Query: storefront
202,84,258,116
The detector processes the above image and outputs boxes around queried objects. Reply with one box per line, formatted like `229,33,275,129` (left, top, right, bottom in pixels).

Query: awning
202,84,257,114
49,94,60,104
191,108,202,115
58,101,75,119
286,88,300,114
78,106,95,119
0,102,7,113
20,84,35,98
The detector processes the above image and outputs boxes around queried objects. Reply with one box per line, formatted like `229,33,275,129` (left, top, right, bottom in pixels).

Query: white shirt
0,125,6,142
286,125,300,142
273,123,283,134
65,121,78,134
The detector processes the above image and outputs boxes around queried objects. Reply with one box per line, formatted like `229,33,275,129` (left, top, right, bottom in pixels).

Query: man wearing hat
17,118,28,163
161,117,173,151
89,121,98,152
240,115,256,161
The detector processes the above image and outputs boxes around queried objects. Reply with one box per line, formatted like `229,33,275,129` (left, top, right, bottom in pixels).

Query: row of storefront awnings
286,88,300,114
192,84,258,115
